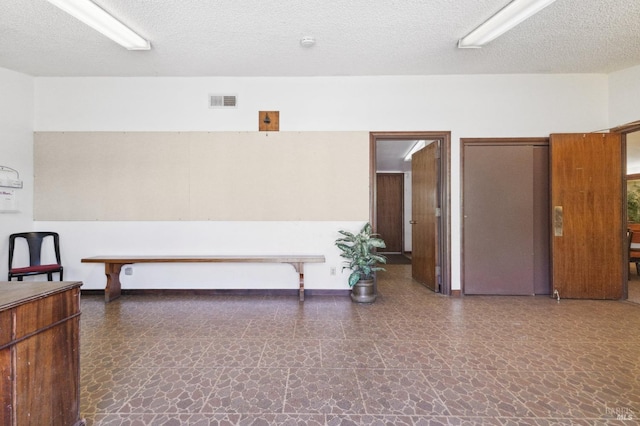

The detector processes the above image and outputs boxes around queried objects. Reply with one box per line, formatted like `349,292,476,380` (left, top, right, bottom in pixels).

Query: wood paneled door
412,141,439,291
550,133,624,299
376,173,404,253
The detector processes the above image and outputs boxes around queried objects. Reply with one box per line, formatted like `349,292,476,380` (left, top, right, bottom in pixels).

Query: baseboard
81,289,351,298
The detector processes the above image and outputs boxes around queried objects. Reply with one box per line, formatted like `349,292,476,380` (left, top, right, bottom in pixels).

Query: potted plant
335,223,387,303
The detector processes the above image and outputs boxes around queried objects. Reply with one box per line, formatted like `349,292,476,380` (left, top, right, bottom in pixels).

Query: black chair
8,232,64,281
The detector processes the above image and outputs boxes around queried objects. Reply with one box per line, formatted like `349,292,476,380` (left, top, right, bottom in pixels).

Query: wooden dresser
0,281,83,426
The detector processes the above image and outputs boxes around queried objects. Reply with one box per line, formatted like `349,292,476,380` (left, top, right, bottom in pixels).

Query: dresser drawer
0,310,11,347
14,288,80,339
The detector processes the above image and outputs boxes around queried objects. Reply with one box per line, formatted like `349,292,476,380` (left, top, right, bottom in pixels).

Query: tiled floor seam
282,366,291,415
352,367,370,417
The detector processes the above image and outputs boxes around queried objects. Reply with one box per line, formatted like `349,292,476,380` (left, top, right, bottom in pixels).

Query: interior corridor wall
33,74,609,291
0,67,34,280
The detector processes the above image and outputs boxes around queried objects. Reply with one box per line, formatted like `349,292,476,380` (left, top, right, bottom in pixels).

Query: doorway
370,131,451,295
616,120,640,302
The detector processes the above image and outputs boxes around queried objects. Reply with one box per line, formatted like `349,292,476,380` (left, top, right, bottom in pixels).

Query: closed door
376,173,403,253
551,133,623,299
412,142,438,290
463,144,538,295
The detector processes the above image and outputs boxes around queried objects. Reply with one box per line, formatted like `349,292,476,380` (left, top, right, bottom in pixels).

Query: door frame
612,120,640,300
369,131,452,295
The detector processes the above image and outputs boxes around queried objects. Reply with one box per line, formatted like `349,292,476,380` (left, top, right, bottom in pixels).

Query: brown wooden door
376,173,403,253
550,133,624,299
412,142,438,290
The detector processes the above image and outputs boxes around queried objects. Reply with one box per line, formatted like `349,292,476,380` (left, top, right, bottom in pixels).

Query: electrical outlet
124,267,133,276
330,267,336,276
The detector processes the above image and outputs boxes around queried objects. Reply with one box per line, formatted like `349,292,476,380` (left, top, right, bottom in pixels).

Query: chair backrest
631,228,640,245
8,232,62,269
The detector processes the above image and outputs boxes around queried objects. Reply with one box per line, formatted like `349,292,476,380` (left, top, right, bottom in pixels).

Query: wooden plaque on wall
259,111,279,131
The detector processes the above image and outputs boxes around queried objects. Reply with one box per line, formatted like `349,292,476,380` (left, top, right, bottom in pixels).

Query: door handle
409,220,417,224
553,206,563,236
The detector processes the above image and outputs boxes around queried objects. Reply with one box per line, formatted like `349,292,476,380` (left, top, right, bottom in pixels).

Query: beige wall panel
189,132,370,221
34,131,369,221
35,132,191,220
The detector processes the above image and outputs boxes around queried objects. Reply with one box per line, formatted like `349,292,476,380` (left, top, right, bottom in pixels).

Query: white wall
33,74,609,291
0,68,34,280
609,64,640,128
37,221,350,291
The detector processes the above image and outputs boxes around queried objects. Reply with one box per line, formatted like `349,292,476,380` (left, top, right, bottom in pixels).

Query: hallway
80,265,640,425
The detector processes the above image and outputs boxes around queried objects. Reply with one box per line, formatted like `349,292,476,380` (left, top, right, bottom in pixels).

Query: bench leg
287,262,306,301
299,270,305,302
104,263,125,302
297,262,305,302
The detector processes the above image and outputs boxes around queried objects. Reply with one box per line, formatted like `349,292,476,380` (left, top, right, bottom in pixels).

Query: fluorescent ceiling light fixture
458,0,556,48
47,0,150,50
404,140,426,162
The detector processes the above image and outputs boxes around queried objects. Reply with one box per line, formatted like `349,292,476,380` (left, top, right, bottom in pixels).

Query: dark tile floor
80,265,640,425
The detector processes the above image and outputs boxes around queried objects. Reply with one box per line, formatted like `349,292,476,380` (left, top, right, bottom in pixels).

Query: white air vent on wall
209,94,237,108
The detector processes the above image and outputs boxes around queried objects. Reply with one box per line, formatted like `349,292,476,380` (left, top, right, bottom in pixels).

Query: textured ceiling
1,0,640,77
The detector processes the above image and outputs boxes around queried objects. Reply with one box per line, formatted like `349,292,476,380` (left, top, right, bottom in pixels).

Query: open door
411,141,439,291
550,133,624,299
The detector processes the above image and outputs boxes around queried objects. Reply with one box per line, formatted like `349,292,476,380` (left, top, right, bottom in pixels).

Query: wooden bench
81,255,326,303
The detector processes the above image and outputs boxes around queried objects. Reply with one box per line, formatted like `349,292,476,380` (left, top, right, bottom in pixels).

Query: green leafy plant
335,223,387,287
629,188,640,223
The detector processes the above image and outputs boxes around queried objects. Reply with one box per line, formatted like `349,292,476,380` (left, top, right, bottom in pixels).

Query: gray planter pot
350,278,376,303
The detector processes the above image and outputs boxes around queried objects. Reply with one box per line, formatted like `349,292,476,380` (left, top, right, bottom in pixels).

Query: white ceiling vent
209,94,237,108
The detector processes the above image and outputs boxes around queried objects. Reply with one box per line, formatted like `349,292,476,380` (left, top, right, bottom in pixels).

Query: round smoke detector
300,37,316,47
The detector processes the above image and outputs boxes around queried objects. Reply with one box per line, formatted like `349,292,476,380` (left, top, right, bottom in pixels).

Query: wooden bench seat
81,255,325,302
